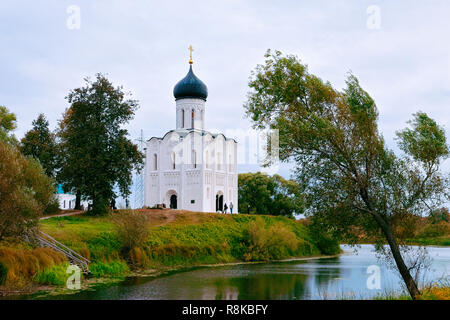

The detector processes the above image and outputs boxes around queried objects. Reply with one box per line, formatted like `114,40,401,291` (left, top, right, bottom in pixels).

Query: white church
144,48,238,213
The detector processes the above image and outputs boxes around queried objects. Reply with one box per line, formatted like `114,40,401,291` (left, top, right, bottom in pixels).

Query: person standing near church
229,202,234,214
223,202,228,214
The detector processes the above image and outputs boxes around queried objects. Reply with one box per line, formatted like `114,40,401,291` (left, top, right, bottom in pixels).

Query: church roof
173,65,208,101
148,128,237,143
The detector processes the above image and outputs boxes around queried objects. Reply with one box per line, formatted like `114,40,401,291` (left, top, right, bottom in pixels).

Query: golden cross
188,45,194,64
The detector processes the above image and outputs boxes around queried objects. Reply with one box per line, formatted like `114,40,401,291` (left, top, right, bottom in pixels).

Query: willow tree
244,50,449,299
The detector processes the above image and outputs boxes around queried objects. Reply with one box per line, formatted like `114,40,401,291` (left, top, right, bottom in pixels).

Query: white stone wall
144,130,238,213
56,193,90,210
176,98,205,130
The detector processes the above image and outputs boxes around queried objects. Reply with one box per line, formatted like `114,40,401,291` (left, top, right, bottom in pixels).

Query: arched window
191,109,195,128
171,152,176,170
205,151,209,169
182,109,185,128
201,110,204,128
193,150,197,169
154,154,158,171
217,152,221,170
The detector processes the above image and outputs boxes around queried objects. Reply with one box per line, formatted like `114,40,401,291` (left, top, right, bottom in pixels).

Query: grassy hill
1,210,338,292
40,210,329,268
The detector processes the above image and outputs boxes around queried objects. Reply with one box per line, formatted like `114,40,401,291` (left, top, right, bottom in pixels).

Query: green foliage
244,49,449,241
0,141,55,240
419,221,450,238
0,105,17,145
429,208,449,224
396,112,449,165
33,263,70,286
0,262,8,285
242,218,300,261
244,49,450,299
57,74,144,215
311,231,341,255
238,172,304,217
89,260,129,278
20,113,58,177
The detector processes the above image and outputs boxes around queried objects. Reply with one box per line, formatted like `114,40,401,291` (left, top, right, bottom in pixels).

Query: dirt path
40,210,85,220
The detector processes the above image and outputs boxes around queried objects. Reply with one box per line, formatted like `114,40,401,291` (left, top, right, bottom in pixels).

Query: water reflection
13,245,450,300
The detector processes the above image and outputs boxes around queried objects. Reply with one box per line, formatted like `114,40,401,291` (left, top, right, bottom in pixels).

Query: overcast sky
2,0,450,179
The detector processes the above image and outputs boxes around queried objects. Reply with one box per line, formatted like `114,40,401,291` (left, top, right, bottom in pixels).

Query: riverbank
0,210,340,297
6,253,344,299
19,246,449,301
375,286,450,300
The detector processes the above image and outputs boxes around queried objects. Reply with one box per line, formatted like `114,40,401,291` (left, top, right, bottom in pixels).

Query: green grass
89,260,129,278
33,263,71,286
39,211,336,275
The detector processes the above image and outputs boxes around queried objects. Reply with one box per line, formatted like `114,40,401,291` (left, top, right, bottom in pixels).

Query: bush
113,210,150,252
243,218,299,261
0,262,8,285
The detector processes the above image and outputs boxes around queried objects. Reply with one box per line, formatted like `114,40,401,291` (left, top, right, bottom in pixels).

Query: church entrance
170,194,177,209
215,194,223,212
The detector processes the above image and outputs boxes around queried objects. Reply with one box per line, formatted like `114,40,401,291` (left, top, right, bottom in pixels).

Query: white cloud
1,0,450,177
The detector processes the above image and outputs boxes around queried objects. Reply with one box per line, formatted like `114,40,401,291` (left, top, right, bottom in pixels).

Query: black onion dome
173,65,208,101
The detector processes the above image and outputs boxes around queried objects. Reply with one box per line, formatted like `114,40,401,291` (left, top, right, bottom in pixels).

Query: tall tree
20,113,58,177
238,172,303,218
0,105,18,145
57,74,144,214
244,50,449,299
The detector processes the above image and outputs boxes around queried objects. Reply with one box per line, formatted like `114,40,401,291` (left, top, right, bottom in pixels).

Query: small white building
144,53,238,213
55,184,90,210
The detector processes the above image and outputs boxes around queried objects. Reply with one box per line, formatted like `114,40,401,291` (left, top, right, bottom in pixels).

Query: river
22,245,450,300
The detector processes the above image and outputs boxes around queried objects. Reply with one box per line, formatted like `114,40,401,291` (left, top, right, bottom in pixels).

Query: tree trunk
381,224,421,299
360,190,421,299
369,210,421,299
92,193,108,215
74,190,81,210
